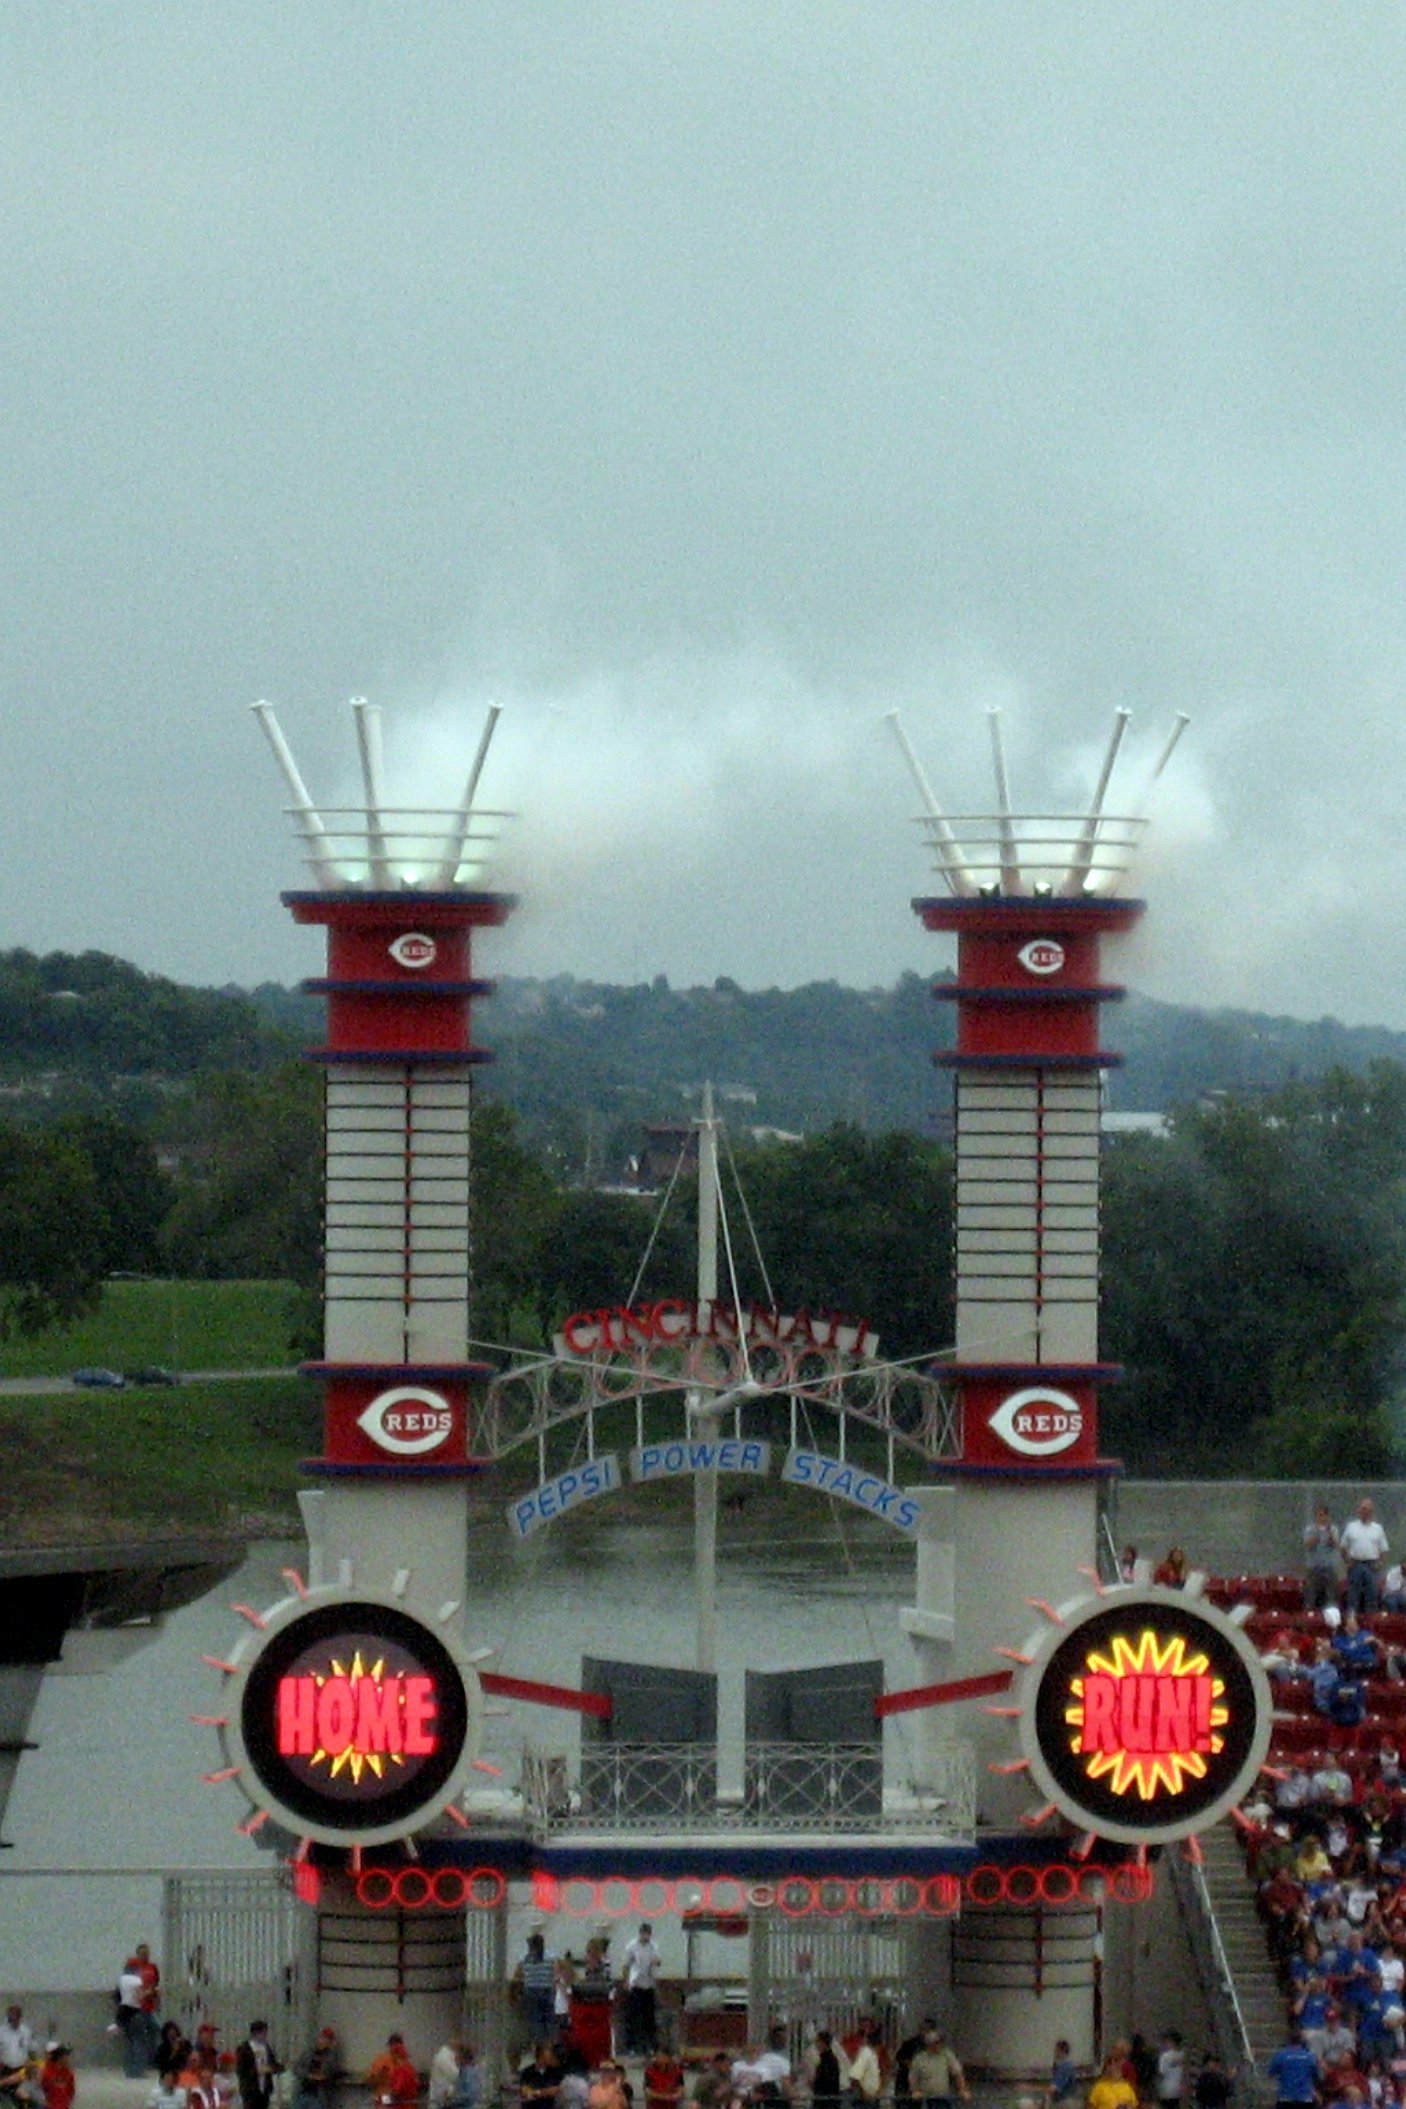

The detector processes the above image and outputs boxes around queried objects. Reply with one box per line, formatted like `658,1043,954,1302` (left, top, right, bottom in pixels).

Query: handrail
1166,1848,1256,2088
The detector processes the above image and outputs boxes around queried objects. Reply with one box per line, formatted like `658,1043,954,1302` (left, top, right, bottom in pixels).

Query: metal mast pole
693,1081,720,1672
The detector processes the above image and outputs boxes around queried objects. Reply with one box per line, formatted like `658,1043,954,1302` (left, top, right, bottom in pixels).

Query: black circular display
1028,1595,1264,1838
240,1600,470,1833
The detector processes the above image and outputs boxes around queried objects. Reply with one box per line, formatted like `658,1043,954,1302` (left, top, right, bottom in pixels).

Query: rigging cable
625,1137,689,1307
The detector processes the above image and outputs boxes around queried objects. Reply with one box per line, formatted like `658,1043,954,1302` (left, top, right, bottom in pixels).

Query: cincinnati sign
554,1299,878,1361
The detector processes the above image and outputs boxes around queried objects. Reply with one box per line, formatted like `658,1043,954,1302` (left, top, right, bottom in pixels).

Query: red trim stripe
875,1669,1014,1717
479,1671,613,1718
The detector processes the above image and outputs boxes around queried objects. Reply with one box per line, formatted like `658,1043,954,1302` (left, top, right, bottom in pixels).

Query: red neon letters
277,1673,438,1759
559,1301,876,1360
1079,1673,1214,1758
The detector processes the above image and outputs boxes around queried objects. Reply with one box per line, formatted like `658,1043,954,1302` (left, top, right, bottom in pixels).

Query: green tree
0,1122,108,1337
159,1063,322,1282
52,1110,173,1273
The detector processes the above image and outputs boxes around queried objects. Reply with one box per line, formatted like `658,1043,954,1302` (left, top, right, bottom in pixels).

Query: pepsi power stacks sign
963,1379,1096,1467
1016,1588,1272,1846
236,1599,474,1841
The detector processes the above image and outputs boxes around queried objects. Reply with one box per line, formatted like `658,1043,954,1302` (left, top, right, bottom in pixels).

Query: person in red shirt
40,2046,75,2109
643,2053,684,2109
367,2037,419,2107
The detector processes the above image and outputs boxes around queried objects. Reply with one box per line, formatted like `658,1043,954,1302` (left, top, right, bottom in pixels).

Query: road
0,1368,297,1395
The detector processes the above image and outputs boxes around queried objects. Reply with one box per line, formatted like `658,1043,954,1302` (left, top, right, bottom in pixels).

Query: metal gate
753,1915,906,2061
164,1869,315,2057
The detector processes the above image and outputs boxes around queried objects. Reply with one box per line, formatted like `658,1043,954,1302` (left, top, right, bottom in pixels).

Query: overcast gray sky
4,4,1406,1022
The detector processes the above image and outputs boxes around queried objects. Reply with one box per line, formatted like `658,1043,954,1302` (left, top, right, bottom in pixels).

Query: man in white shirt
1342,1499,1390,1614
0,2010,35,2105
622,1921,663,2054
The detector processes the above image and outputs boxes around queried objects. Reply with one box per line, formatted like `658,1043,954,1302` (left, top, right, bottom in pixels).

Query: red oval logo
1017,938,1065,976
389,933,437,970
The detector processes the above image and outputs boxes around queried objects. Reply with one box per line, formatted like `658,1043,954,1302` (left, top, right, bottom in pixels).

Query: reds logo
357,1386,454,1456
988,1386,1083,1457
1017,939,1065,976
389,933,437,970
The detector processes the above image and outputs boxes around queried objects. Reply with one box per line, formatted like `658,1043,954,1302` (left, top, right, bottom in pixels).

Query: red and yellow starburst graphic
1064,1628,1227,1801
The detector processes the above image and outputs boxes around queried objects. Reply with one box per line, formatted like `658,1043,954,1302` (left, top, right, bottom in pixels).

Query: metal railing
1166,1848,1256,2083
916,811,1149,899
521,1741,977,1838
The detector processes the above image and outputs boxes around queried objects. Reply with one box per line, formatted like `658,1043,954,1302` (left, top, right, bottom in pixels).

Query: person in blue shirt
1335,1612,1381,1676
1267,2031,1320,2107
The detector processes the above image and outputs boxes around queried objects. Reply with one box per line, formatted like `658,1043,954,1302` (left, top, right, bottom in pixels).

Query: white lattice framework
478,1337,960,1475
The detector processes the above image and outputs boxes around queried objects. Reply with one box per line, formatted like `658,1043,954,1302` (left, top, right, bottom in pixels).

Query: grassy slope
0,1377,321,1542
0,1279,296,1376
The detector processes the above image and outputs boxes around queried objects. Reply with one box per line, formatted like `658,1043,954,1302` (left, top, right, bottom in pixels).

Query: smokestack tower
889,707,1185,2063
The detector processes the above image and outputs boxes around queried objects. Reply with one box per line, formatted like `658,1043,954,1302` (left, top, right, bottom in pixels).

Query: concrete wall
1103,1864,1215,2057
1112,1482,1406,1583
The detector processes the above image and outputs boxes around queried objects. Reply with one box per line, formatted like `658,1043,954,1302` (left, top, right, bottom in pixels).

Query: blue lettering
512,1497,537,1537
870,1484,898,1517
639,1447,661,1479
716,1440,740,1470
853,1475,881,1507
895,1497,920,1531
829,1466,856,1499
664,1443,685,1472
741,1442,763,1470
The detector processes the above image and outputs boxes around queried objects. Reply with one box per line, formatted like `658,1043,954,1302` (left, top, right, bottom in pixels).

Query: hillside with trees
2,946,1406,1480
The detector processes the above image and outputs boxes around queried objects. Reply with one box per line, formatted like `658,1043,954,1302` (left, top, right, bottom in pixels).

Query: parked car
71,1367,126,1389
123,1366,179,1387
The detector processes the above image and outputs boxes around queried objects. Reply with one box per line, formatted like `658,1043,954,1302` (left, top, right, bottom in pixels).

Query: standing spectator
1267,2034,1320,2109
1047,2040,1080,2108
908,2029,970,2109
235,2026,283,2109
1156,2034,1185,2109
294,2029,340,2109
366,2037,417,2109
1305,1507,1343,1611
1343,1502,1390,1616
39,2049,74,2109
895,2024,934,2108
808,2032,844,2109
621,1922,663,2056
1086,2055,1137,2109
1153,1550,1190,1590
428,2041,462,2109
126,1948,162,2076
443,2048,480,2109
1119,1547,1139,1584
1192,2056,1233,2109
0,2012,36,2103
156,2029,192,2081
515,1935,558,2049
848,2025,882,2108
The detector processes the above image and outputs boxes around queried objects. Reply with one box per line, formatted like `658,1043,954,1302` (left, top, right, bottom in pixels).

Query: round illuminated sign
1015,1587,1271,1846
218,1589,481,1846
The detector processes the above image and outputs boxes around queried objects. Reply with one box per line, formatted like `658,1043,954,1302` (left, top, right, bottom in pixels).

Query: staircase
1189,1823,1288,2063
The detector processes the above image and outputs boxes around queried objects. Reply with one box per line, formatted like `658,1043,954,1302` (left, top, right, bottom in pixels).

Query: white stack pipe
987,709,1022,894
432,703,501,889
1061,707,1131,895
251,702,341,890
351,699,392,888
884,711,975,896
